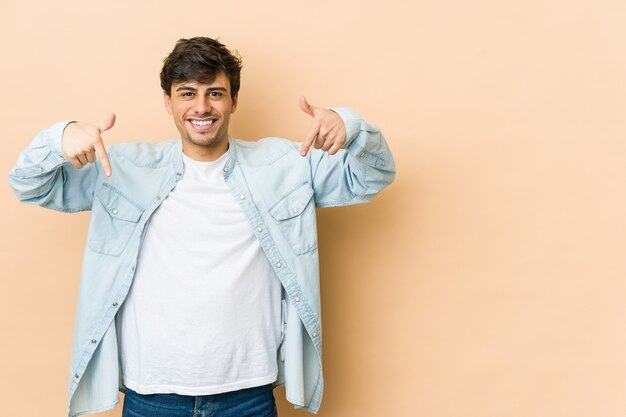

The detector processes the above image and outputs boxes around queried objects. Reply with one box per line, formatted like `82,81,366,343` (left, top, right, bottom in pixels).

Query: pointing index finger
94,139,112,176
300,122,319,157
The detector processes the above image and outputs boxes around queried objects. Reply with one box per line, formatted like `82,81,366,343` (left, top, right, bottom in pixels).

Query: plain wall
1,1,626,416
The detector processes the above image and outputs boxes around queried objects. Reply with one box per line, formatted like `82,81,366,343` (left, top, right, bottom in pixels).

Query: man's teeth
191,120,214,126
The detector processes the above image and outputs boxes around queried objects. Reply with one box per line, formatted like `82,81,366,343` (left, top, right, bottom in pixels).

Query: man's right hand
62,113,115,176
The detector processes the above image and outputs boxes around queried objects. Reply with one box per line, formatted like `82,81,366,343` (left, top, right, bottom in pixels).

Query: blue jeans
122,384,277,417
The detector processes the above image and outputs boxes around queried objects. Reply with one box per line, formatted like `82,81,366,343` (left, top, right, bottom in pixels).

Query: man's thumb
299,96,315,117
99,113,116,132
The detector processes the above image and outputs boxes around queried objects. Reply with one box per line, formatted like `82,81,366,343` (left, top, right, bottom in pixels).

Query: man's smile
187,118,217,132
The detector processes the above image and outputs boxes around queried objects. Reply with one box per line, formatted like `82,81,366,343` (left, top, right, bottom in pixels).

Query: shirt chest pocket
269,183,317,255
88,185,144,256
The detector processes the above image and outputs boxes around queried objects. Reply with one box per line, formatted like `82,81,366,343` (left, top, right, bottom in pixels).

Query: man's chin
185,134,222,148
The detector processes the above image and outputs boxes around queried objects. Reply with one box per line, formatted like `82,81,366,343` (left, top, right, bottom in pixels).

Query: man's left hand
299,96,346,157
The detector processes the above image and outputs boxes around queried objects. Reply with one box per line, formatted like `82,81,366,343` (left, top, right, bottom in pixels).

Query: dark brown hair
160,37,242,99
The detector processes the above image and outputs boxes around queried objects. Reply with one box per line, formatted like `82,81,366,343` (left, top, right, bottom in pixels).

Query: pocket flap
269,184,314,221
95,185,143,222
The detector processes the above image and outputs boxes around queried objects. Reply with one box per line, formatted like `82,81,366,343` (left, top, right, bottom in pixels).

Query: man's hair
160,37,242,99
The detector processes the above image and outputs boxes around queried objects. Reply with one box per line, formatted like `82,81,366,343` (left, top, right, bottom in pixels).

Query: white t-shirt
117,151,282,395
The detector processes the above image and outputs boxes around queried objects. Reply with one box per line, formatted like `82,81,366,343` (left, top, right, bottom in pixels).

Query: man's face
164,72,238,160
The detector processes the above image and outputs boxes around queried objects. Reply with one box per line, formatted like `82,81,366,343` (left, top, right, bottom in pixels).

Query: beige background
1,0,626,416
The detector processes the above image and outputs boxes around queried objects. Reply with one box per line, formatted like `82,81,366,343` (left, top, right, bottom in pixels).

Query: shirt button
74,373,80,379
112,302,119,307
176,172,182,177
359,151,366,158
90,339,97,344
155,196,161,200
223,166,228,172
239,195,245,200
256,227,263,233
111,209,118,215
276,262,282,268
38,167,44,172
294,297,300,302
312,332,318,337
292,207,300,214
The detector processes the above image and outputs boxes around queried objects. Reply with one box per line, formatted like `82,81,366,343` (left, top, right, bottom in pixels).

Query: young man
9,37,395,417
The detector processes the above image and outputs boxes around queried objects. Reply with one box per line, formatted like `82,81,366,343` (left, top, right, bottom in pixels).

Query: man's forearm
8,121,98,212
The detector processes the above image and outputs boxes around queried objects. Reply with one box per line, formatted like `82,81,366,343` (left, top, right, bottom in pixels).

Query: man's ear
163,90,173,114
231,93,238,113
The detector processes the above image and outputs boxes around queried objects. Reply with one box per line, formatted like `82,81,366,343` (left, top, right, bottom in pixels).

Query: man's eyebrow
175,86,228,92
175,85,197,92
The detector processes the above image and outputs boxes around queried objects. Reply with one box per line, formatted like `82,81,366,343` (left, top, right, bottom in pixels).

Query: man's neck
181,140,229,162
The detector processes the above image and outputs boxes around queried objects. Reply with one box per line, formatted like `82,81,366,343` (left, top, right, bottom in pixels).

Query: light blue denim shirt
8,108,395,416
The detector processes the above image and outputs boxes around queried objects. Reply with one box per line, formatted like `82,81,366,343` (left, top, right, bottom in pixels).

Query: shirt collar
171,137,237,181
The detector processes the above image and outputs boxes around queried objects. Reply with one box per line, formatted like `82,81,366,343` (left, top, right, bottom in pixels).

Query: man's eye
209,92,223,97
181,92,194,97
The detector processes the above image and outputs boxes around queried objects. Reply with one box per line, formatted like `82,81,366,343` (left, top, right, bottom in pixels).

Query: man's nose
193,96,211,114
